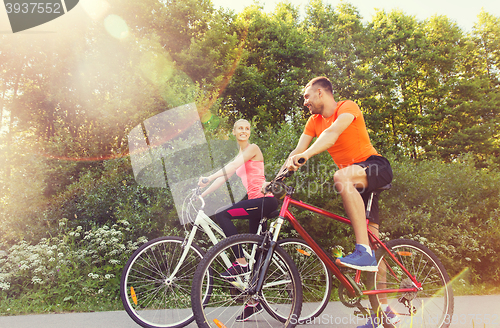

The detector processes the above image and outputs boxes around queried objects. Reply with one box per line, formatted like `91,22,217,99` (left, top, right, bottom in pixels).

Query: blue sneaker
357,307,400,328
336,245,378,272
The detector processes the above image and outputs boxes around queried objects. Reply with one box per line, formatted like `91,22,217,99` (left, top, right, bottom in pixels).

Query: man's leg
367,222,399,327
334,165,369,245
334,165,377,271
369,222,387,306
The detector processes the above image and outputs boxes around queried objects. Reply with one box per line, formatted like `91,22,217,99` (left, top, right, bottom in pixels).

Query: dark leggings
215,196,278,258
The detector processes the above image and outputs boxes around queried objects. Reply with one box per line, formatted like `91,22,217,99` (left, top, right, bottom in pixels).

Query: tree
219,3,315,130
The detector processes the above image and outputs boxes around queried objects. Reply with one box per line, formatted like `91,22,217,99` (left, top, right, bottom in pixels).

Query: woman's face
233,121,251,141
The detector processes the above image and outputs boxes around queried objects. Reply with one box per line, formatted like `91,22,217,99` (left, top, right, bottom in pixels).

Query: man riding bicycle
285,76,393,271
281,76,396,327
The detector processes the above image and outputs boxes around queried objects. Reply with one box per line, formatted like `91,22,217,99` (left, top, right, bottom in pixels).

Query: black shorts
353,155,393,224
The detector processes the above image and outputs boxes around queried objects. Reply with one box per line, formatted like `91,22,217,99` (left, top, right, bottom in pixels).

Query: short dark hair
305,76,333,94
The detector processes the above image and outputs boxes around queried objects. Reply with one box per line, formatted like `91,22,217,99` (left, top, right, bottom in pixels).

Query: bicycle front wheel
367,239,454,328
191,234,303,328
120,236,210,328
277,238,332,324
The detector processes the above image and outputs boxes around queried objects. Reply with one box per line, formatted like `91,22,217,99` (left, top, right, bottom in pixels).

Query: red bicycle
191,166,454,328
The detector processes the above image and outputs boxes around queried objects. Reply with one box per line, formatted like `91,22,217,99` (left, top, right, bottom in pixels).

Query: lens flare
104,14,129,40
139,50,174,86
81,0,109,20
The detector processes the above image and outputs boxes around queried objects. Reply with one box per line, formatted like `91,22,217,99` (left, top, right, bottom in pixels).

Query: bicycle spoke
368,239,454,328
121,237,208,328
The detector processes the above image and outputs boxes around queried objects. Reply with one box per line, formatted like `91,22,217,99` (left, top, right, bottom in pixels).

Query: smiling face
232,119,251,141
303,85,324,115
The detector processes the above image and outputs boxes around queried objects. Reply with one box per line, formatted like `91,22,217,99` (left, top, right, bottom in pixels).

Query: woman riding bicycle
198,119,278,321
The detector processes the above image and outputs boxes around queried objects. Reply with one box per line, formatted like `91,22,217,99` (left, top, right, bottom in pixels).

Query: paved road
0,295,499,328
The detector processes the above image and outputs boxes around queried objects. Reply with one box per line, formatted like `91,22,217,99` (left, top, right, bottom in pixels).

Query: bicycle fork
246,215,287,295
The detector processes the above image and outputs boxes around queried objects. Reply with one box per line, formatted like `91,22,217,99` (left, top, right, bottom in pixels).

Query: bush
381,154,500,283
0,219,147,314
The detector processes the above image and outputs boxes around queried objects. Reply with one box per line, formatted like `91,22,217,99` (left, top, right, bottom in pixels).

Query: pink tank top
235,161,272,199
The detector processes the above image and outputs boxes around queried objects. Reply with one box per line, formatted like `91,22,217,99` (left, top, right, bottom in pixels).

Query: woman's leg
216,197,278,263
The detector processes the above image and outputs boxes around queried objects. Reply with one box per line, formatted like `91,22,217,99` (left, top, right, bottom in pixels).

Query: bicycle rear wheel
367,239,454,328
191,234,302,328
277,238,332,324
120,236,210,328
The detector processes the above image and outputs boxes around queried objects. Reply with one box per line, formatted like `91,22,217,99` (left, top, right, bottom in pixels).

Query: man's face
303,85,323,115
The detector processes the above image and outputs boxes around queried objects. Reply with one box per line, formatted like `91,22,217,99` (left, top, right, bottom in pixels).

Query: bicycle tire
366,239,454,328
277,238,332,324
191,233,303,328
120,236,211,328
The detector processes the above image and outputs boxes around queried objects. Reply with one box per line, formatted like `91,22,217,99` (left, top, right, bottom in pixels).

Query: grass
0,294,123,316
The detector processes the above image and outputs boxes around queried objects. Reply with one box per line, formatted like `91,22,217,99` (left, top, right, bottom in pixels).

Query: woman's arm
199,144,261,194
201,175,229,198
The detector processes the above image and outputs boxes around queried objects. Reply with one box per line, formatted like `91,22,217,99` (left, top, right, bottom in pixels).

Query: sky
210,0,500,32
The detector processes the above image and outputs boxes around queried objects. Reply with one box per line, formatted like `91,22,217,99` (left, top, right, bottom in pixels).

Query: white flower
32,277,43,284
0,282,10,290
88,273,99,279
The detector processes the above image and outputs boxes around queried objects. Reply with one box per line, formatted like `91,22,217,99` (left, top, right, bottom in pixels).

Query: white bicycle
120,186,332,328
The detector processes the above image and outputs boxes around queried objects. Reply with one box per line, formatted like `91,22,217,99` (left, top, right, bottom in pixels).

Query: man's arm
274,133,314,176
289,113,355,170
261,133,314,193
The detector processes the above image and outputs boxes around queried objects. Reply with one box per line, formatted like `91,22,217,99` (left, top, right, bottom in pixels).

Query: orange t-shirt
304,100,378,168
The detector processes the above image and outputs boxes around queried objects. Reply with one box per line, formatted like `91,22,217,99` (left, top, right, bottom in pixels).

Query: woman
198,119,277,321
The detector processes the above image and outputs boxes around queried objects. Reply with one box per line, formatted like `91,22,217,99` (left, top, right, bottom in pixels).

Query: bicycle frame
271,188,422,299
167,193,267,284
168,196,231,280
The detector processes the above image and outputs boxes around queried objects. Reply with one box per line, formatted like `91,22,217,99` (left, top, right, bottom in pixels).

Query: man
286,76,393,271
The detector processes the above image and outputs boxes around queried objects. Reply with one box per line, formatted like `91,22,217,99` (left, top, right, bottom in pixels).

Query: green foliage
0,220,148,314
381,154,500,282
1,0,500,314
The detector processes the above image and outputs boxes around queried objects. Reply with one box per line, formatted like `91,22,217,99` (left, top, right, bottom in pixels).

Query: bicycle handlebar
265,157,306,193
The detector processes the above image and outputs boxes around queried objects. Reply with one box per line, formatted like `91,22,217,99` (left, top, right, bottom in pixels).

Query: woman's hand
261,181,271,194
198,177,210,188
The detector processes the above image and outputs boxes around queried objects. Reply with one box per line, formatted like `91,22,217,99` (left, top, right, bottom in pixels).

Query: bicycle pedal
229,281,245,289
354,310,368,317
354,308,371,317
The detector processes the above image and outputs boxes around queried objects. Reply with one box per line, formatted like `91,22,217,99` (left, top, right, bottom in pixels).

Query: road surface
0,295,499,328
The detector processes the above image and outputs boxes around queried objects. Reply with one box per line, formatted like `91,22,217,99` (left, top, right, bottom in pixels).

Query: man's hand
287,154,308,171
